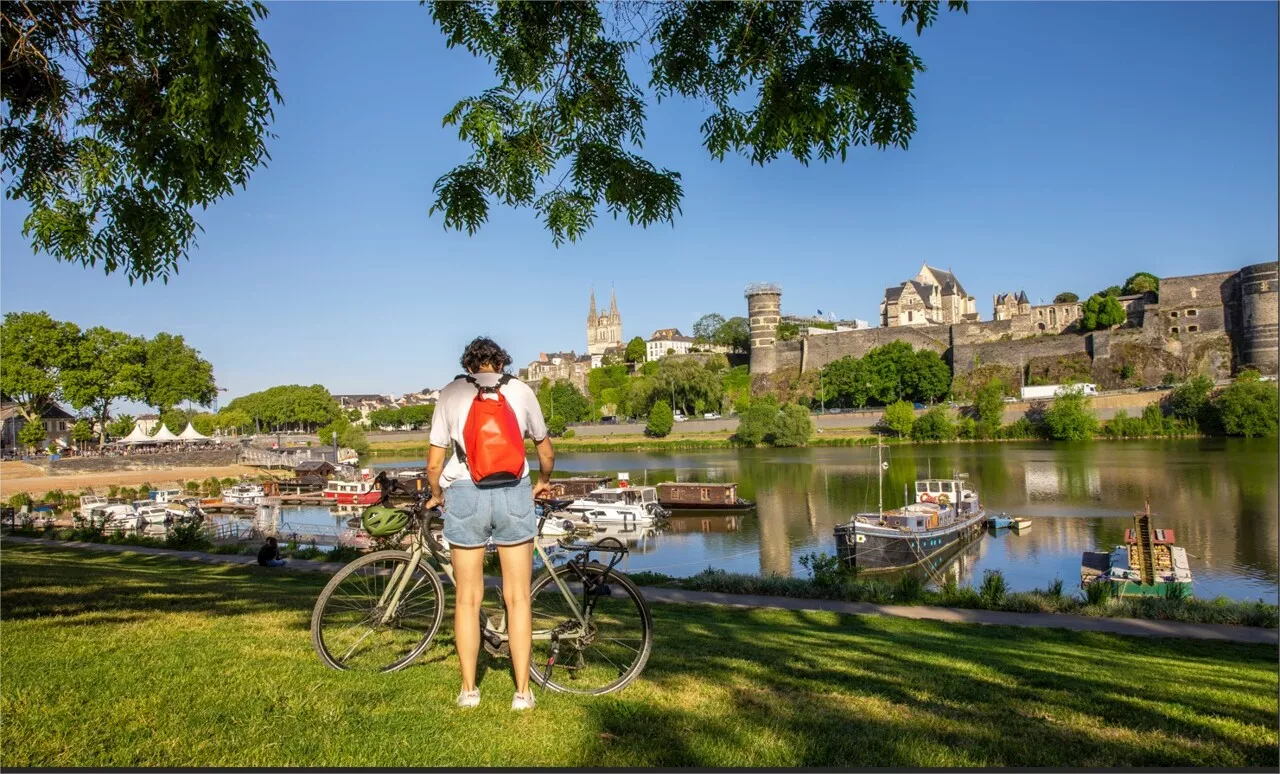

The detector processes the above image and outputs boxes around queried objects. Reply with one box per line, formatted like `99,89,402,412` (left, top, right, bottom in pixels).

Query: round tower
1239,261,1278,375
745,283,782,375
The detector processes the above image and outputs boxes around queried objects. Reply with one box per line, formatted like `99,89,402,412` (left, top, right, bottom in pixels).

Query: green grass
2,543,1276,767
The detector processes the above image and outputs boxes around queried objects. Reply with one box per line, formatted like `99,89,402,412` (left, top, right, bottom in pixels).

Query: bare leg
497,540,534,695
451,545,486,693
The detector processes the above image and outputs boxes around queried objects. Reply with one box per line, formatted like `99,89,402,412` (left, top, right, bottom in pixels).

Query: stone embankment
39,449,242,474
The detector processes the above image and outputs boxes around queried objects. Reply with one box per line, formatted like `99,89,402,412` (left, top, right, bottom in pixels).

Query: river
260,440,1279,602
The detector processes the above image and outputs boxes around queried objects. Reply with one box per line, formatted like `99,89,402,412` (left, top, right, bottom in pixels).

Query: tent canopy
115,424,157,445
151,424,179,442
177,422,211,441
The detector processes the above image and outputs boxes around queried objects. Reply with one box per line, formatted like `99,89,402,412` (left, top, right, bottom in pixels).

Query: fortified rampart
746,261,1278,393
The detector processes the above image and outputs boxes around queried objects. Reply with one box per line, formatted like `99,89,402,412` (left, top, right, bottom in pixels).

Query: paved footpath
5,536,1276,645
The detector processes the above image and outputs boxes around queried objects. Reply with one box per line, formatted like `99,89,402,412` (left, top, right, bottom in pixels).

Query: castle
747,261,1278,391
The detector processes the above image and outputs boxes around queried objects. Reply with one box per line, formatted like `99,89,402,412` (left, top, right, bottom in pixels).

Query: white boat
136,504,172,537
224,484,266,505
151,488,183,504
78,495,108,521
90,504,141,534
562,485,669,524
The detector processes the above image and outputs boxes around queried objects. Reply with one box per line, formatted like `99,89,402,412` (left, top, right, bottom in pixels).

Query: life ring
920,493,937,504
938,494,951,507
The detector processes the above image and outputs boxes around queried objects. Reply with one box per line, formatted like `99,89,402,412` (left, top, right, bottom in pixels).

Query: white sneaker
511,690,536,711
456,688,480,708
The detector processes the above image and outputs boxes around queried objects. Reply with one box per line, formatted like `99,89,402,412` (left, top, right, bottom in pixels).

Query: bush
910,406,956,442
645,400,674,438
973,379,1005,439
999,417,1039,440
1045,578,1065,598
734,397,777,445
1214,370,1278,438
798,551,851,589
546,415,569,437
164,521,212,551
881,400,915,438
7,492,33,510
325,544,364,564
1043,387,1099,441
1083,581,1113,606
1169,374,1213,425
893,574,925,603
770,403,814,447
979,569,1007,605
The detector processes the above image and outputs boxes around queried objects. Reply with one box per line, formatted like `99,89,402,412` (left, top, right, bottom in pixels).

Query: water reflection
368,440,1278,601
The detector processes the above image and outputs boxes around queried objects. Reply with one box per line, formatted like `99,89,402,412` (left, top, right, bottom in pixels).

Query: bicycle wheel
528,563,653,695
311,549,445,673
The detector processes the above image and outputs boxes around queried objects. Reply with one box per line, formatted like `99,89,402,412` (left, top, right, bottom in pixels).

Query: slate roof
925,265,968,298
1017,290,1030,304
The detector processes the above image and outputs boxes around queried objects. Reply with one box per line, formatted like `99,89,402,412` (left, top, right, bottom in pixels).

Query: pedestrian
425,337,555,711
257,536,286,568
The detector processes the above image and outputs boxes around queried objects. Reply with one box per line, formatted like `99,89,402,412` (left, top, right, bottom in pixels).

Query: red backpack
457,374,526,487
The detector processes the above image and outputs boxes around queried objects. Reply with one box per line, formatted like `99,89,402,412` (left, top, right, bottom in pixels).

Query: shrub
734,397,777,445
7,492,33,510
893,574,925,603
979,569,1007,605
910,406,956,442
645,400,674,438
325,544,364,564
1169,374,1213,425
1163,583,1189,601
164,521,212,551
770,403,814,447
1045,578,1065,598
1214,370,1278,438
1000,417,1038,440
107,485,120,499
547,415,569,437
881,400,915,438
1083,581,1112,606
798,551,851,589
1043,387,1099,441
1080,293,1126,331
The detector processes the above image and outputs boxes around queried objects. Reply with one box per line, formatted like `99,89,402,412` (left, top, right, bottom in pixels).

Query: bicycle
310,474,654,695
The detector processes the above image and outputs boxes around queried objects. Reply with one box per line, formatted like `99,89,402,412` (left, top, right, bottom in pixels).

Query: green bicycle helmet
361,505,409,537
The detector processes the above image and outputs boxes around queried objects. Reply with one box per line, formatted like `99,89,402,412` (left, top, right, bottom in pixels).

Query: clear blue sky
2,1,1276,405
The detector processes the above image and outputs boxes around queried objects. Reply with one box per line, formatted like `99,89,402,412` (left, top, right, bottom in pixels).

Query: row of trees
366,405,435,431
220,385,340,434
1,312,216,445
817,342,951,408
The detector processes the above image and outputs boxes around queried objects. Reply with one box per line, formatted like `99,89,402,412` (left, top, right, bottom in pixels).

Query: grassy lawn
2,543,1276,767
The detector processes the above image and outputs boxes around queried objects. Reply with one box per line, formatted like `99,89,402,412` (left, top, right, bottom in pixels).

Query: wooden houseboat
550,476,613,498
657,482,755,510
1080,503,1193,597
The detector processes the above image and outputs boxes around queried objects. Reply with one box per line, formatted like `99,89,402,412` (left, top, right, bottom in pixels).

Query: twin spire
588,286,619,322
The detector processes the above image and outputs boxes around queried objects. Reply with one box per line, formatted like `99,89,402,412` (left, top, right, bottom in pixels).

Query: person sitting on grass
257,536,286,568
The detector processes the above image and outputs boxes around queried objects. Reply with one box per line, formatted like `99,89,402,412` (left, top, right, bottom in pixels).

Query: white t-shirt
428,372,548,488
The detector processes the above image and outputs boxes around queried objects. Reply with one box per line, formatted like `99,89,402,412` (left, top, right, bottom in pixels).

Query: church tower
587,287,623,358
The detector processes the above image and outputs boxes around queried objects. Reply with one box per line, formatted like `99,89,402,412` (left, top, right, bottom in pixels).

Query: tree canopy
1053,292,1079,304
1080,294,1126,332
624,336,647,363
692,313,727,344
0,311,80,423
61,327,149,444
427,1,968,244
144,334,217,414
1,1,281,284
1122,272,1159,296
222,384,338,432
819,342,950,408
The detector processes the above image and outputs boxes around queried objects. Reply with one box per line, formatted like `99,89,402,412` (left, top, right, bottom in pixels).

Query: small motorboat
988,514,1031,530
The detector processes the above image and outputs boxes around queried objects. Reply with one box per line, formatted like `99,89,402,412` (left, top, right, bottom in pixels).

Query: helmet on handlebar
361,505,409,537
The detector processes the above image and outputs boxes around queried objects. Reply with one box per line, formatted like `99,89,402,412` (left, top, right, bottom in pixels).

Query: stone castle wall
746,260,1279,386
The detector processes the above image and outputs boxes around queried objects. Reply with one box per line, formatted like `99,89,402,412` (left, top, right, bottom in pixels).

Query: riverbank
2,543,1276,767
0,460,279,498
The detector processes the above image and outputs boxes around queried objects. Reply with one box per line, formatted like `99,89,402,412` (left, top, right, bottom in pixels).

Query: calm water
253,440,1278,602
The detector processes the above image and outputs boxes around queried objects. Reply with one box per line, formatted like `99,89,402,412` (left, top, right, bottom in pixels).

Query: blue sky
2,1,1276,405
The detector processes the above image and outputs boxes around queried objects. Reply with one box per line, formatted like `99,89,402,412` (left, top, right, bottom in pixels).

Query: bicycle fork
377,547,425,626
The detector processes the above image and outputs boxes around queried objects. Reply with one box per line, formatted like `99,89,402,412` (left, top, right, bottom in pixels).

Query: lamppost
820,372,825,414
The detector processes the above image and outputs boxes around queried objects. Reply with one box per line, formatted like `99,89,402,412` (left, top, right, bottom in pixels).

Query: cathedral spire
609,287,619,320
588,286,597,322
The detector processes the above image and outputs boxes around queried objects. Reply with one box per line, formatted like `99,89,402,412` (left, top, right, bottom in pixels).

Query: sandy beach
0,461,276,498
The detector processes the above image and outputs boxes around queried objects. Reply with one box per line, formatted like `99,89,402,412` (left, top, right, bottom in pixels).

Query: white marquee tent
151,424,180,442
177,422,212,442
115,424,158,445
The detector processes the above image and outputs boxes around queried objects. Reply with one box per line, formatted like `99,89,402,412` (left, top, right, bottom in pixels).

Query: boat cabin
657,482,739,507
880,508,941,531
324,480,373,496
151,488,183,503
550,476,612,497
586,486,658,506
914,478,978,512
294,460,336,486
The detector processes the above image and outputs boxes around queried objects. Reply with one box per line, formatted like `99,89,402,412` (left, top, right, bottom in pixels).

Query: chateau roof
0,402,75,421
925,265,968,298
648,328,686,341
1017,290,1030,304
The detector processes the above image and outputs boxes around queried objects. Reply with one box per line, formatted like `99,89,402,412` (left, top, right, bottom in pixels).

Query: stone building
0,402,76,452
880,264,979,327
645,328,696,361
587,288,623,364
992,290,1085,333
523,351,591,395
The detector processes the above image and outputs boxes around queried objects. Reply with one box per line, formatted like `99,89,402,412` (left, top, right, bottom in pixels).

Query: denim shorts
442,477,536,548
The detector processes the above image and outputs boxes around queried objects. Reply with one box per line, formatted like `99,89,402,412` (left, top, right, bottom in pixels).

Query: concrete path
5,536,1276,645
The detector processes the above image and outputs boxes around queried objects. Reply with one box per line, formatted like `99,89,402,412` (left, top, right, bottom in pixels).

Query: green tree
646,400,674,438
1079,294,1126,332
715,317,751,353
61,327,149,444
587,364,629,401
907,349,951,404
1168,374,1214,425
624,337,647,363
881,400,915,437
911,406,956,441
214,408,252,435
657,357,725,417
399,405,434,429
820,356,869,408
428,1,968,244
368,408,402,429
973,379,1006,440
692,313,727,344
17,420,46,452
318,415,368,455
0,311,80,426
346,408,363,422
71,418,95,446
105,414,136,439
222,384,338,432
1214,371,1278,438
1122,272,1159,296
771,403,814,447
1043,387,1099,441
776,320,801,342
1,1,281,284
1053,292,1079,303
1099,285,1123,298
144,333,217,415
734,396,778,445
539,380,591,424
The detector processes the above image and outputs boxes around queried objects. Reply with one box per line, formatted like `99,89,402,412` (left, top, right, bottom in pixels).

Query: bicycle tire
311,549,445,673
528,562,653,695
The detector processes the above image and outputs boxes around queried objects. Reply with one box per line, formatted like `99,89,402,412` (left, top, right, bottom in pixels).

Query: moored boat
657,482,755,511
989,514,1032,531
322,479,380,505
550,476,613,498
223,484,266,505
1080,503,1193,597
561,485,669,524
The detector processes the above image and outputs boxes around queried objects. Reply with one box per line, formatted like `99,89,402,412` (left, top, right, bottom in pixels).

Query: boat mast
876,435,884,514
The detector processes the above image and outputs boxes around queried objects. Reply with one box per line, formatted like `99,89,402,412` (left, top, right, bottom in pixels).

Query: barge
1080,503,1193,597
657,482,755,511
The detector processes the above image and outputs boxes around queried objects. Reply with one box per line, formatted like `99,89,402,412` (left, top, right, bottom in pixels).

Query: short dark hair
266,537,277,546
460,337,512,373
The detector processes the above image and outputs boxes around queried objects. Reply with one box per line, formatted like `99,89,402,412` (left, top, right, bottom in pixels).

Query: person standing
425,337,554,711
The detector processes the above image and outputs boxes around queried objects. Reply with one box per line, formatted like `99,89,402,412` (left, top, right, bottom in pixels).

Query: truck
1020,383,1099,401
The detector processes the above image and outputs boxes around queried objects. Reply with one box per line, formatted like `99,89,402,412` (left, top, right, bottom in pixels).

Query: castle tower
745,283,782,375
1239,261,1278,375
